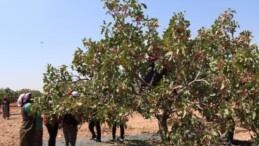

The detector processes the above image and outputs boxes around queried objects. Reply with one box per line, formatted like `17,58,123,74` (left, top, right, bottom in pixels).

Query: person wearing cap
19,93,36,146
2,96,10,120
62,91,80,146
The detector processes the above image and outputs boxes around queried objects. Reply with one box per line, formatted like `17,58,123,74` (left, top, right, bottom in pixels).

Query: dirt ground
0,105,252,146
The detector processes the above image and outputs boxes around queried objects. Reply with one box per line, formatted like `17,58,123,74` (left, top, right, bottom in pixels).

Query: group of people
18,91,126,146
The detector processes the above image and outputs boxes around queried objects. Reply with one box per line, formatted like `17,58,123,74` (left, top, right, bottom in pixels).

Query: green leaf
141,3,147,9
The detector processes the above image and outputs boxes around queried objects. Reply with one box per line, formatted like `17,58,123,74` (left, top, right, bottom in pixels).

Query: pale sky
0,0,258,92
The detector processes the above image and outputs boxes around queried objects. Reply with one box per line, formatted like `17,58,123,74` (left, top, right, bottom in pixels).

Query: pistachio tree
35,0,258,145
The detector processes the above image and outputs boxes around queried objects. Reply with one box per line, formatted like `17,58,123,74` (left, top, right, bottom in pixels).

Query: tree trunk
156,110,170,143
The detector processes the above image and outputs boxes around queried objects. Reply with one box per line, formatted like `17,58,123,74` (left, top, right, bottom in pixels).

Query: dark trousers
46,123,59,146
34,129,43,146
88,119,101,140
63,124,78,146
112,124,124,139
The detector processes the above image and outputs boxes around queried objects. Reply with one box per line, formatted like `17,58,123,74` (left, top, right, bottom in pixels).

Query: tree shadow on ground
124,138,253,146
218,136,253,146
124,139,161,146
105,139,161,146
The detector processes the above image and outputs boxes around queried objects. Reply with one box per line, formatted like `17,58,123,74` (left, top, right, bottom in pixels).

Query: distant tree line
0,87,42,103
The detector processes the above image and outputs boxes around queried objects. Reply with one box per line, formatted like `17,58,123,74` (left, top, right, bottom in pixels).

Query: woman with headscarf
18,93,36,146
2,96,10,119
